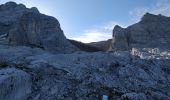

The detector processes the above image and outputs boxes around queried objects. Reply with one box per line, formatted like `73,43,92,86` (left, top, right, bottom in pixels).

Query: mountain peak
141,12,169,22
0,1,17,10
5,1,17,6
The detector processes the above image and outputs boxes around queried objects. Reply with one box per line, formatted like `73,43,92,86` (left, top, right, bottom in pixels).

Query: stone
68,39,101,52
110,13,170,51
0,68,31,100
121,93,147,100
0,45,169,99
88,39,112,51
0,2,170,100
0,2,77,53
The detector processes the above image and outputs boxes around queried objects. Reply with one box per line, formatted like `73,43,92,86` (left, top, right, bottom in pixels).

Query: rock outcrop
111,13,170,51
0,2,77,53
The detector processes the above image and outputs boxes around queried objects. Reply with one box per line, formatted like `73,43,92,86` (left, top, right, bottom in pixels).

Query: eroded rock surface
0,68,31,100
0,46,169,100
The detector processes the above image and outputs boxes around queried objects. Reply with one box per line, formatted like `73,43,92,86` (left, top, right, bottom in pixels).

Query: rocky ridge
88,39,112,51
111,13,170,51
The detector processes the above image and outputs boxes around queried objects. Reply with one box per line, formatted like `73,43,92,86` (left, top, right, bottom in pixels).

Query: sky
0,0,170,43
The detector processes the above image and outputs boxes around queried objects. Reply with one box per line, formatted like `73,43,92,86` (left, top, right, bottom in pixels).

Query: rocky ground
0,45,170,100
0,1,170,100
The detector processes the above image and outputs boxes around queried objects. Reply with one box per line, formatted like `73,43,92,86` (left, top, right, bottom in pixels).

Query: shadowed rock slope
68,39,101,52
88,39,112,51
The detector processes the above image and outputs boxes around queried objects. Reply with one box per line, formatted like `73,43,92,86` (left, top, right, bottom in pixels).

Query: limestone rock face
111,13,170,51
0,2,77,53
111,25,129,51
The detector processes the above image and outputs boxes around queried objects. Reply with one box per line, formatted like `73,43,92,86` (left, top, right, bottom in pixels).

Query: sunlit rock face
111,13,170,51
0,2,77,53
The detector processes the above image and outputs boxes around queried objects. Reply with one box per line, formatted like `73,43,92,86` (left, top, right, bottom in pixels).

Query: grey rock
87,39,112,51
111,25,129,51
0,2,77,53
68,39,102,52
0,45,169,99
121,92,147,100
111,13,170,51
0,68,31,100
0,2,170,100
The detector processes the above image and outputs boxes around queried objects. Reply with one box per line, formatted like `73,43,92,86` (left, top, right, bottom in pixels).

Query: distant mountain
87,39,112,51
68,39,101,52
110,13,170,51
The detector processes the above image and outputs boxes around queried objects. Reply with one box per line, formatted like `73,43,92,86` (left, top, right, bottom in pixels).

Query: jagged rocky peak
113,25,123,30
111,13,170,51
0,2,29,12
0,1,77,53
0,1,39,12
141,12,169,22
30,7,39,13
0,1,17,10
111,25,129,51
112,25,124,36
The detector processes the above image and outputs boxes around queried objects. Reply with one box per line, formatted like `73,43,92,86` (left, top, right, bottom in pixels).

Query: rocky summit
111,13,170,51
0,2,170,100
0,2,77,53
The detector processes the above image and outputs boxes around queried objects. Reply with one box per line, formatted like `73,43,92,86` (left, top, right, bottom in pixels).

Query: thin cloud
72,30,110,43
71,21,127,43
129,0,170,22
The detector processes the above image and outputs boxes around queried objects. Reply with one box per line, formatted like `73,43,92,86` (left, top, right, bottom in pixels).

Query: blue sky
0,0,170,43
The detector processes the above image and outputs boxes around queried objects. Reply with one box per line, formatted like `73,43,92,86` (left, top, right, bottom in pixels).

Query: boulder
0,68,31,100
121,93,147,100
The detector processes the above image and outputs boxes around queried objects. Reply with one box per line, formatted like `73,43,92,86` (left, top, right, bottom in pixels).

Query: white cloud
73,0,170,43
71,21,127,43
72,30,110,43
129,0,170,22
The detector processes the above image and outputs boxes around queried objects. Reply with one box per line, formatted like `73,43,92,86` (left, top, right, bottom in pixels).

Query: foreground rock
0,45,170,100
0,2,77,53
0,68,31,100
